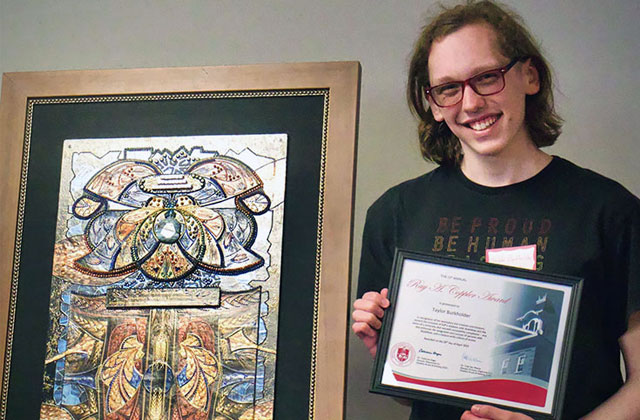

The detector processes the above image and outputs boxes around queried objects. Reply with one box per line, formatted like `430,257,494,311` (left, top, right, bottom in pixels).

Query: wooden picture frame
0,62,360,420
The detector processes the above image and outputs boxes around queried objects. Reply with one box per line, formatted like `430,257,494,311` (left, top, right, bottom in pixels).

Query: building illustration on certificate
38,135,287,420
492,289,562,384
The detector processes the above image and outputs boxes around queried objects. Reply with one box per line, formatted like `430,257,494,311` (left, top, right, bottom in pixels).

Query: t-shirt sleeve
607,191,640,320
356,192,398,298
622,198,640,318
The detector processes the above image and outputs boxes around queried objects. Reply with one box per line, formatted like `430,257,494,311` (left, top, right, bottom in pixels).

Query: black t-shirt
357,156,640,419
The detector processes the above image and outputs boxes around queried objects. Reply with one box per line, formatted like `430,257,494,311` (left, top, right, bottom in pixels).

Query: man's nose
461,84,485,112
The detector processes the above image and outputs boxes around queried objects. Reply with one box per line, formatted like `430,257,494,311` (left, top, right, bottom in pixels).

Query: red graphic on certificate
392,373,547,407
390,342,415,367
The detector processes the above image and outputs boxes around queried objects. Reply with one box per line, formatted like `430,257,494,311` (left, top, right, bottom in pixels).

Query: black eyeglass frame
424,57,522,108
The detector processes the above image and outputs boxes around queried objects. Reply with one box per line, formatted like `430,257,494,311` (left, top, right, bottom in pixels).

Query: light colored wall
1,1,638,419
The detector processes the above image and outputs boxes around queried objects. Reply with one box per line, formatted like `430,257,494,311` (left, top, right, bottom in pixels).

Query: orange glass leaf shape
199,228,222,267
100,335,144,414
40,404,74,420
73,196,104,219
114,207,160,242
239,191,270,214
178,333,218,412
140,243,195,280
189,157,261,197
85,160,158,202
185,206,225,239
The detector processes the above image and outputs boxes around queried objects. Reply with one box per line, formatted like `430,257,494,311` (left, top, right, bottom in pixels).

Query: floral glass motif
72,153,269,280
39,136,287,420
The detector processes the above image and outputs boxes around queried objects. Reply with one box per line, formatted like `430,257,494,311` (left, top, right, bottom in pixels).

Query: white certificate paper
375,252,580,417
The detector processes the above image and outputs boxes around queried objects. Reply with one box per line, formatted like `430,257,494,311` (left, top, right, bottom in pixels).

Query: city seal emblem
390,342,415,367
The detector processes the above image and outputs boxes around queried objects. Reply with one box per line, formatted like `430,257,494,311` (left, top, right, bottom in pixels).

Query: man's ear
523,58,540,95
428,96,445,122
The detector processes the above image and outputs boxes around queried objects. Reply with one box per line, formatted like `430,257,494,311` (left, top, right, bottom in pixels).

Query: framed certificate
371,250,582,420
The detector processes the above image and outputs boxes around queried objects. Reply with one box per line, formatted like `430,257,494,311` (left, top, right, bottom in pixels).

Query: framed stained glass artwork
0,62,360,420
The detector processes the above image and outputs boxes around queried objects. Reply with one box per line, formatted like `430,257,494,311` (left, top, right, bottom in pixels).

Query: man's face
427,23,540,162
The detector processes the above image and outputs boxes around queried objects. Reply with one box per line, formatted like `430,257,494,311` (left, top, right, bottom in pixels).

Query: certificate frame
0,62,360,420
371,250,582,420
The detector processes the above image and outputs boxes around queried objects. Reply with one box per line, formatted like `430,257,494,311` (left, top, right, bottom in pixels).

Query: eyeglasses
425,58,521,108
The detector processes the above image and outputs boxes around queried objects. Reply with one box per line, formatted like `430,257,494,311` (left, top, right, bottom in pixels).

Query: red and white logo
390,342,415,367
397,347,410,362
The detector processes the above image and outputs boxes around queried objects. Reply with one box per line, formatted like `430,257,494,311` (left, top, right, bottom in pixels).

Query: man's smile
461,113,501,131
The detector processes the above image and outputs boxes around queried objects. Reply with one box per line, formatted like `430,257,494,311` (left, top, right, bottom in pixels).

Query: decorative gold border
309,87,331,419
0,62,360,420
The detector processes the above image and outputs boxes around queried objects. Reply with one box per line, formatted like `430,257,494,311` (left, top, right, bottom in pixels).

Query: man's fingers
352,289,390,358
361,290,390,309
460,410,482,420
472,405,506,419
351,288,390,355
352,310,383,330
353,298,386,318
352,321,378,339
470,405,532,420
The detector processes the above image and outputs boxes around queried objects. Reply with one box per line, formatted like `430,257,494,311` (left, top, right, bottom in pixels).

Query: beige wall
1,1,638,418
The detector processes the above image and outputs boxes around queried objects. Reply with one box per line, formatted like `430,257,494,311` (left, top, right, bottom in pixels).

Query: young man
352,1,640,419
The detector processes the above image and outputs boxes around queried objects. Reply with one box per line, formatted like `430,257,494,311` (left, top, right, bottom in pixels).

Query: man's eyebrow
431,62,504,85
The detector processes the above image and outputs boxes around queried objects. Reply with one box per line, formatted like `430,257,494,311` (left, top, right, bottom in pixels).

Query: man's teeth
469,116,498,131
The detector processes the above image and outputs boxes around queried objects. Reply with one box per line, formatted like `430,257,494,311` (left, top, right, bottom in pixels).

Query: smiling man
352,1,640,419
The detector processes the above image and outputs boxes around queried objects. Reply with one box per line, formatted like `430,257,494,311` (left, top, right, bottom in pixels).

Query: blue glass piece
254,360,265,398
138,222,159,252
67,282,111,296
257,317,267,345
220,371,247,387
176,365,188,387
84,238,120,271
92,268,221,291
60,294,70,323
54,290,72,405
60,382,87,405
67,222,85,237
190,179,226,205
86,211,123,248
59,302,69,326
178,228,195,248
227,381,255,403
219,209,252,245
57,338,67,353
53,360,66,404
53,386,63,405
118,183,153,207
185,270,218,288
178,216,198,252
130,366,142,389
66,373,97,389
143,362,175,394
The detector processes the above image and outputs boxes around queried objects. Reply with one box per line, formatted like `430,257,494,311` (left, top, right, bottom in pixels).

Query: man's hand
351,288,390,357
461,405,534,420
